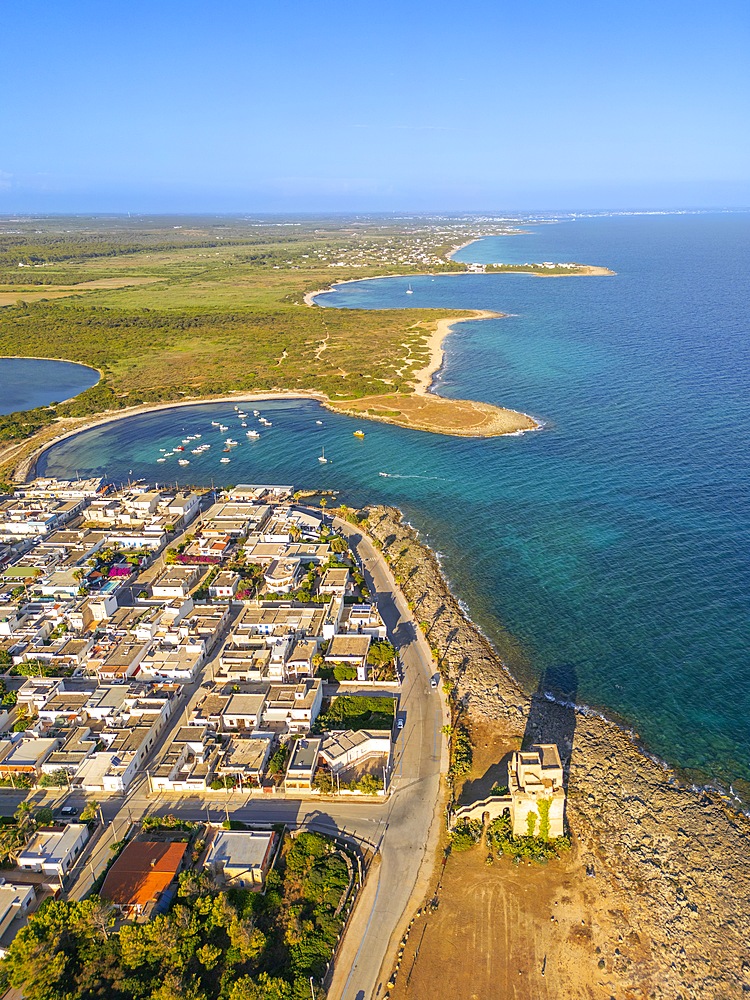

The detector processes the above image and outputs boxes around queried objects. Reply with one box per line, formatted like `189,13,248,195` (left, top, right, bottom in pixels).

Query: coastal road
329,516,449,1000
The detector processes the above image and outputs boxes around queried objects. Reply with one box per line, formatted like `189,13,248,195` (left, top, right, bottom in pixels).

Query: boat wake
378,472,448,480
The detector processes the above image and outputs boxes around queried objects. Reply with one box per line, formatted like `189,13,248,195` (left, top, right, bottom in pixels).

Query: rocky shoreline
365,504,750,997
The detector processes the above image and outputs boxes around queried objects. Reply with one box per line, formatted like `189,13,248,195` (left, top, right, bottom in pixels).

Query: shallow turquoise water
37,214,750,794
0,357,99,414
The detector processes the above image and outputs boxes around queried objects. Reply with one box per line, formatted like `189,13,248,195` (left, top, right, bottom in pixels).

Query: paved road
330,516,448,1000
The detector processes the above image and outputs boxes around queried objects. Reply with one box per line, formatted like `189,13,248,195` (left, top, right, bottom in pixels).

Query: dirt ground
0,276,160,306
388,723,651,1000
332,392,537,437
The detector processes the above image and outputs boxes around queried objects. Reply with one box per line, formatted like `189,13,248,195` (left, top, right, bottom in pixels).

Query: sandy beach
411,310,504,394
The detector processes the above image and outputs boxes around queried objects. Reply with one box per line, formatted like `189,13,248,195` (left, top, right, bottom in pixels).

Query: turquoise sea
36,214,750,796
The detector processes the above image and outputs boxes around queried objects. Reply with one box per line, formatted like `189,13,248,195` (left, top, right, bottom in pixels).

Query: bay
36,213,750,795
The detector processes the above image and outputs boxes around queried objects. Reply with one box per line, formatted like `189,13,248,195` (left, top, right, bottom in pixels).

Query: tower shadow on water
522,661,579,784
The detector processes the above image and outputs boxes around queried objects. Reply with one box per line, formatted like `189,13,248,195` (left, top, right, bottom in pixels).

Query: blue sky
1,0,748,212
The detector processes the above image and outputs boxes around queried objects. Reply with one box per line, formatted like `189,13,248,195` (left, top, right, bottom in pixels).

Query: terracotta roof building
100,840,188,916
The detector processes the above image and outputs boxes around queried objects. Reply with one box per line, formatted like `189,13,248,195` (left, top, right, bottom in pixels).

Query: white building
18,824,89,878
0,883,36,955
206,830,276,886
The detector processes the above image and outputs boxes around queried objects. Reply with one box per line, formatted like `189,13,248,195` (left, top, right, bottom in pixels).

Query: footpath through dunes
307,293,540,437
365,505,750,1000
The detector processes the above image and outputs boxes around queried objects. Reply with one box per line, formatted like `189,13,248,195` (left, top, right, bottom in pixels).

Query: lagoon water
37,214,750,794
0,358,99,415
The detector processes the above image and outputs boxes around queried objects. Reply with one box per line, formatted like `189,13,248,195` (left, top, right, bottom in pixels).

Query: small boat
246,429,260,439
225,438,238,446
194,433,201,439
159,447,167,452
315,420,323,425
406,283,413,294
182,438,191,444
220,457,231,464
353,430,365,438
253,409,260,417
175,446,185,452
219,424,228,432
164,451,174,457
211,420,220,427
178,459,190,466
318,448,328,464
259,418,272,426
157,458,166,463
233,405,239,410
241,421,247,427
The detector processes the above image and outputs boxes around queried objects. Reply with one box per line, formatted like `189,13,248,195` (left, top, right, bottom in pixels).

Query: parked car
60,805,78,817
430,675,439,689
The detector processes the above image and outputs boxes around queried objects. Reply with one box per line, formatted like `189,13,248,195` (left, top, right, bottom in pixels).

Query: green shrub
450,819,483,852
486,814,570,863
448,725,473,778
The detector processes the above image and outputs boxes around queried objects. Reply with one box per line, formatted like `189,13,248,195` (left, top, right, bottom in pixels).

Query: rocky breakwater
365,504,750,998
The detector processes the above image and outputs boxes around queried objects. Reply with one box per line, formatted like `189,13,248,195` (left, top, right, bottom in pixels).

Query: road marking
340,871,382,1000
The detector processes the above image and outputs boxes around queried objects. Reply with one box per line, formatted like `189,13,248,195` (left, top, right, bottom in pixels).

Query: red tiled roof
100,840,188,907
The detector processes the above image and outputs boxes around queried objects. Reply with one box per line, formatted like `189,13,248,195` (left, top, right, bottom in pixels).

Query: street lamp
309,975,315,1000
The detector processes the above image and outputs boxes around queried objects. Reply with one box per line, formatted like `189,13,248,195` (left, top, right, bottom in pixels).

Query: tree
229,914,266,962
15,801,36,837
367,640,397,669
355,773,383,795
196,942,222,970
229,974,293,1000
80,800,99,822
313,771,334,794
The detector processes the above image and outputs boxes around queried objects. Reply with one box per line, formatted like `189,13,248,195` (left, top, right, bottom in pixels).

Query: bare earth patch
0,276,161,306
329,392,538,437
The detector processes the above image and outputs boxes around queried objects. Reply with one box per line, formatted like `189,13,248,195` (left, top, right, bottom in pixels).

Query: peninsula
0,215,613,483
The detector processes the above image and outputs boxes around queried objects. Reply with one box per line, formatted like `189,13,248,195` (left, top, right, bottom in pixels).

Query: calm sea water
36,214,750,795
0,358,99,415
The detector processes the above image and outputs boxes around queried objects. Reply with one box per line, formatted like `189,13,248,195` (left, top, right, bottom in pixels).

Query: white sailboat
318,447,328,464
406,283,413,294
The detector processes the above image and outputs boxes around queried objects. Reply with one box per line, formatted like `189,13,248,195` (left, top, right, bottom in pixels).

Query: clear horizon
2,0,748,213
